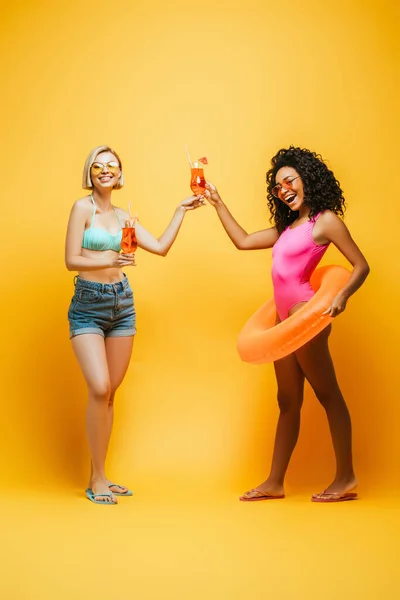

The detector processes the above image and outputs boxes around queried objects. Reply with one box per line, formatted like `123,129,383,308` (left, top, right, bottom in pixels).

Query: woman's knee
89,380,111,401
314,387,343,408
277,390,303,413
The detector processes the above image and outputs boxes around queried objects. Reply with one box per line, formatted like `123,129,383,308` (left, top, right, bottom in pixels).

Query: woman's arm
316,211,370,316
65,200,134,271
204,182,279,250
133,196,203,257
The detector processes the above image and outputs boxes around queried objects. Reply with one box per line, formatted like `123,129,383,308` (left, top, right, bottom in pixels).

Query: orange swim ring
237,265,351,364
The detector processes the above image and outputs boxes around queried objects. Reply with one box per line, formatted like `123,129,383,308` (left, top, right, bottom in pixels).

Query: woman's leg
241,351,305,499
295,326,357,497
88,336,134,493
71,334,115,503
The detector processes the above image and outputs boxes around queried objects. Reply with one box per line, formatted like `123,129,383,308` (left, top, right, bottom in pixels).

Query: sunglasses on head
91,161,120,176
272,176,300,198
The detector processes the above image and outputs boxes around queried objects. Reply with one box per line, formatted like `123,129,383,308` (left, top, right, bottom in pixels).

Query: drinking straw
184,145,193,168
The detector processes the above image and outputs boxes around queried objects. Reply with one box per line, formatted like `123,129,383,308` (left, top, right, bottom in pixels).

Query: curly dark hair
266,146,346,234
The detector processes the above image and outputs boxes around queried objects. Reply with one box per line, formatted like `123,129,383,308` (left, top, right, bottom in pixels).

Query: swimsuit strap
112,205,123,228
89,194,122,229
89,194,97,227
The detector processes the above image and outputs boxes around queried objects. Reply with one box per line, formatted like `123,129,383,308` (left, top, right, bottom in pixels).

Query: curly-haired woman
204,147,369,503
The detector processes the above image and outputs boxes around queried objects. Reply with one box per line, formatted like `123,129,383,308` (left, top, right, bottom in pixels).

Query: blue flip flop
85,488,117,505
108,483,133,497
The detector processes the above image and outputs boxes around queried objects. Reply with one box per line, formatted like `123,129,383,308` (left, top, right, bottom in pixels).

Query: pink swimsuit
271,213,329,321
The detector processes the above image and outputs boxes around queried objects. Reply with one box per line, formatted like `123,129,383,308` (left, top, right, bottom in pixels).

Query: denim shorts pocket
77,289,101,304
125,288,134,299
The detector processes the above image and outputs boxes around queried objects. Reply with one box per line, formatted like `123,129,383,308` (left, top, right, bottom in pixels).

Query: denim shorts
68,275,136,339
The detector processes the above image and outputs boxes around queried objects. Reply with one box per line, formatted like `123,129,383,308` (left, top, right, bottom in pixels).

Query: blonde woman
65,145,203,504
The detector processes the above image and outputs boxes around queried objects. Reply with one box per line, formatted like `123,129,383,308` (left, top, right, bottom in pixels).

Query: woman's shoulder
68,196,93,222
73,195,93,210
317,210,344,225
315,210,348,239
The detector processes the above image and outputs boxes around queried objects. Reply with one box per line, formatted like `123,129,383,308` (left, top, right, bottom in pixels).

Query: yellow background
1,0,399,598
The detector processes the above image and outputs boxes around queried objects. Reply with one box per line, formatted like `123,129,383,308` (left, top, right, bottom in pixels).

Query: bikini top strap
112,205,123,228
89,194,97,227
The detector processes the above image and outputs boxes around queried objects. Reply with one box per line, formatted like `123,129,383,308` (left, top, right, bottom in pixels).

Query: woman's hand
111,253,136,268
204,182,223,207
177,195,205,213
323,291,348,317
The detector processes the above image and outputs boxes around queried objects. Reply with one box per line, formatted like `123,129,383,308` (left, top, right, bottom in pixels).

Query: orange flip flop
239,488,285,502
311,491,358,503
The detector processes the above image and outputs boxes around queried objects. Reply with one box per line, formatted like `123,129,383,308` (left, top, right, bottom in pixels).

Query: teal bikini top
82,195,122,252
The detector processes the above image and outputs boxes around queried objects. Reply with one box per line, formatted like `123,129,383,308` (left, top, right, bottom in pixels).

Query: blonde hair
82,145,124,190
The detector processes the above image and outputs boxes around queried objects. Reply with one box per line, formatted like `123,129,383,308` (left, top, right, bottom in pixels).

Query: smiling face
273,166,305,212
90,151,121,191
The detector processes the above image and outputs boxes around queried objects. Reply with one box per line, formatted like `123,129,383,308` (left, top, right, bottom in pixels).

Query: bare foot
107,482,129,494
312,476,358,501
240,480,285,500
91,479,117,504
88,478,129,495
